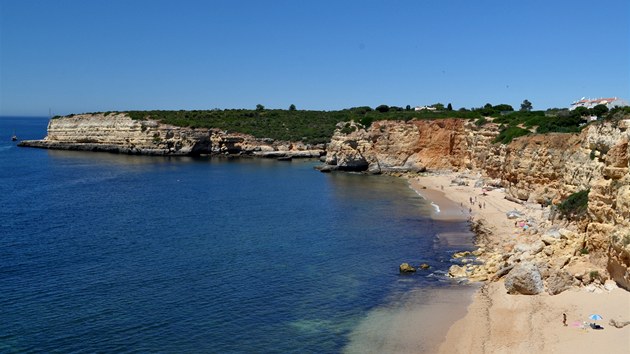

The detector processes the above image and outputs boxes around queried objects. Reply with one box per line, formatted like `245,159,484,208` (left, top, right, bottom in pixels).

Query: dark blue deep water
0,117,473,353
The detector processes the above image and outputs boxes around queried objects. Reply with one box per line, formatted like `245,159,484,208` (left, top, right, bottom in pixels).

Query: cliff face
325,119,471,173
583,120,630,289
501,133,596,203
325,117,630,288
19,113,324,158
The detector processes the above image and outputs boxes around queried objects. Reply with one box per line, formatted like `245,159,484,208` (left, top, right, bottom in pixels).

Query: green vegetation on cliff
493,110,584,134
493,126,530,144
125,108,481,144
59,101,626,145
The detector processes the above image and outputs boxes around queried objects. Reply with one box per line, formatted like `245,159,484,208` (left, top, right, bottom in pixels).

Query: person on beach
563,313,567,326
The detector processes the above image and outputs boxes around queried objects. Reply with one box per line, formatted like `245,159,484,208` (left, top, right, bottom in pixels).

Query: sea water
0,117,474,353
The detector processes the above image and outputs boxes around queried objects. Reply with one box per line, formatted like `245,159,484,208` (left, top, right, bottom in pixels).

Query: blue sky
1,0,629,116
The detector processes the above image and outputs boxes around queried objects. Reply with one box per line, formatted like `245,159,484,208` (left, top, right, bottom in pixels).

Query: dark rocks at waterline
314,164,337,173
399,263,417,273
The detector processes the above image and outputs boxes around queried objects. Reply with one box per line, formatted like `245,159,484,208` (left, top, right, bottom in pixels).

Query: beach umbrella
588,314,603,321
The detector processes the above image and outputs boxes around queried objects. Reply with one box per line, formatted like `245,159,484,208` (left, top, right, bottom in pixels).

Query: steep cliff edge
584,120,630,289
19,113,324,158
323,117,630,289
324,119,472,173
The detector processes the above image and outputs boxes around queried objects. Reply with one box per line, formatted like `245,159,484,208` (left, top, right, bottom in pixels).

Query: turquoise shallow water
0,117,473,353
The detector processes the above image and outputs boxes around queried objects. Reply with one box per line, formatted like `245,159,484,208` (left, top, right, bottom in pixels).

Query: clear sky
1,0,629,116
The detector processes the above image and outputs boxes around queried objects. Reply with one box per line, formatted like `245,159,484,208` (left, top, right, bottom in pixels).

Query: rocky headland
19,113,324,159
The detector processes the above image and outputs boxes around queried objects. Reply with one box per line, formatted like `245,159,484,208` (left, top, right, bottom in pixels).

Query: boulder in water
399,263,416,273
448,265,468,278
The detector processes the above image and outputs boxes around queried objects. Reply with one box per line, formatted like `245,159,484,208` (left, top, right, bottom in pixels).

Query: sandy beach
409,172,630,354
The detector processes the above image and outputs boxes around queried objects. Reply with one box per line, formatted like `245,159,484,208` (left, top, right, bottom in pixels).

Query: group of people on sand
467,195,486,211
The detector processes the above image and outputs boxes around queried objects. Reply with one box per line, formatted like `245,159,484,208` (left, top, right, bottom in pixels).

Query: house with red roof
569,97,629,110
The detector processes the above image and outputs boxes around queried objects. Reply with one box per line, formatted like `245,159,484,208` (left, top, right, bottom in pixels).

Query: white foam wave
412,189,426,200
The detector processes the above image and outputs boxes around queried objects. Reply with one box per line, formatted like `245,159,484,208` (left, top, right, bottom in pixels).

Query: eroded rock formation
325,119,470,173
322,117,630,289
19,113,324,158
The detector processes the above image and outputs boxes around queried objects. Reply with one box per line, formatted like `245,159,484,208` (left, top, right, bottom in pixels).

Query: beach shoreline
406,171,630,354
343,175,479,354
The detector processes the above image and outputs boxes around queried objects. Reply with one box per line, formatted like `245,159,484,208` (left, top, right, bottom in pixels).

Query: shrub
359,116,374,128
339,122,356,135
475,117,488,127
493,126,529,144
557,189,589,221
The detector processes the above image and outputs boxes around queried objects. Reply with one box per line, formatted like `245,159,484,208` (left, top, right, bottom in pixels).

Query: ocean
0,117,474,353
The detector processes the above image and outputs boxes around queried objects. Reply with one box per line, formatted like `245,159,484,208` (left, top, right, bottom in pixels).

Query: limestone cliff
322,117,630,289
19,113,324,158
324,119,471,173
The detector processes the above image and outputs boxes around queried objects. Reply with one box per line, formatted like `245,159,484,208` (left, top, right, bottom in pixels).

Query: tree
520,99,533,112
256,104,265,111
493,104,514,112
447,103,453,111
574,106,589,117
375,104,390,113
591,104,608,117
479,104,495,117
289,104,296,111
405,105,412,111
431,103,445,110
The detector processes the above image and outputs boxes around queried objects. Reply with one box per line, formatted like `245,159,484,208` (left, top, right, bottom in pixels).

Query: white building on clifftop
569,97,629,110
